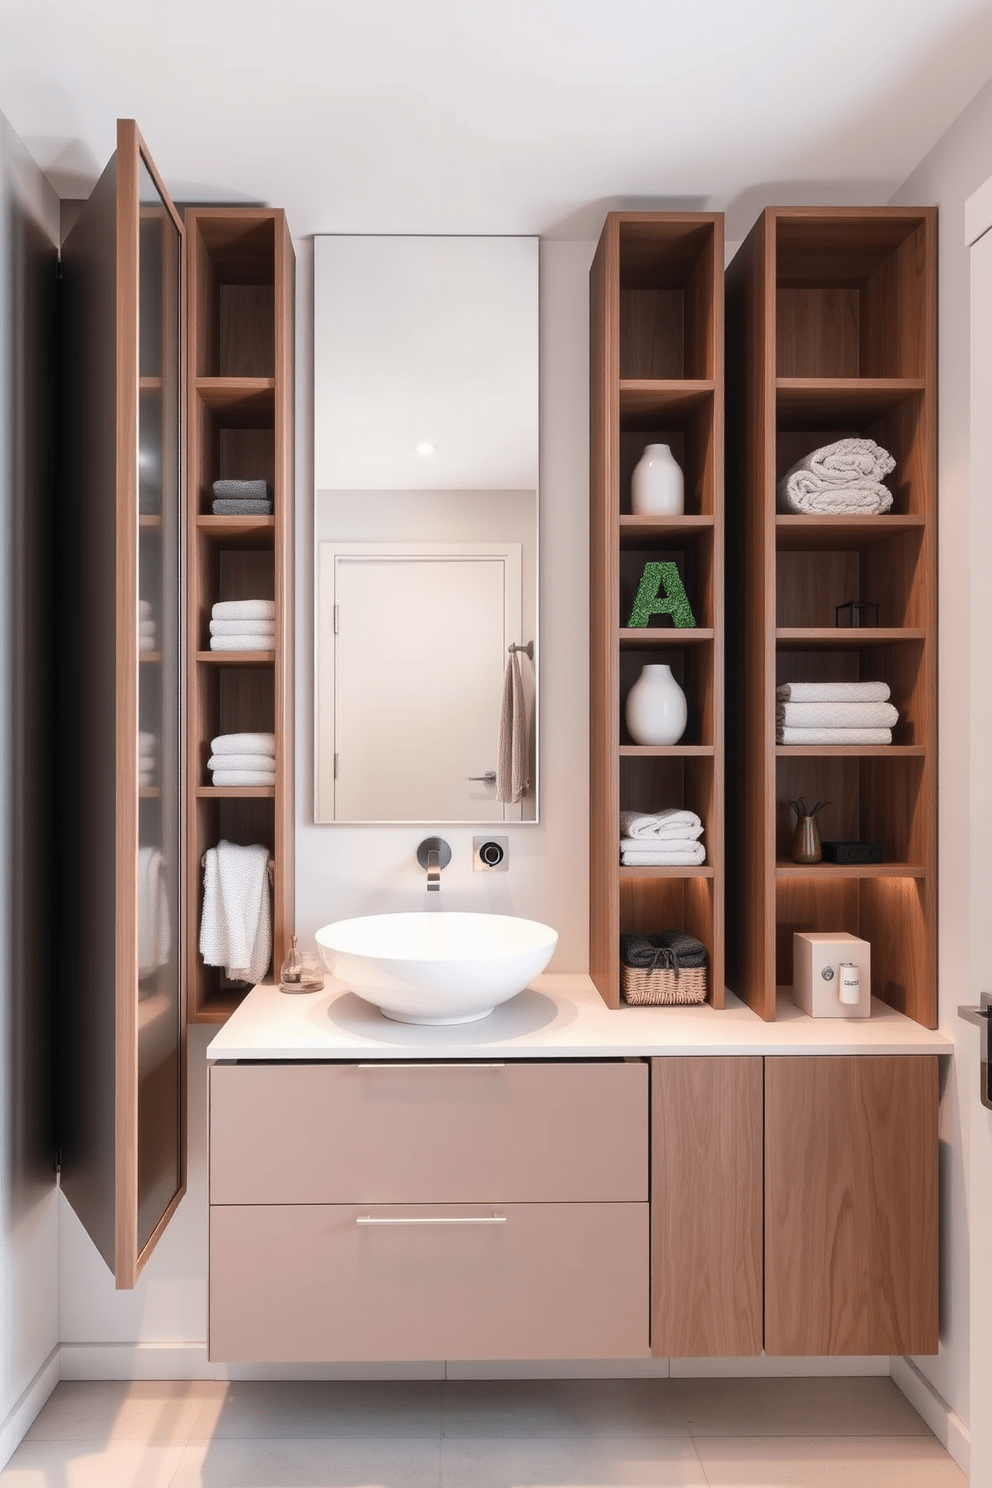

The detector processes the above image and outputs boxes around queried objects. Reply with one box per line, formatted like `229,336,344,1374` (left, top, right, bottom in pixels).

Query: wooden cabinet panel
764,1055,938,1355
650,1057,763,1356
210,1060,648,1205
209,1201,650,1362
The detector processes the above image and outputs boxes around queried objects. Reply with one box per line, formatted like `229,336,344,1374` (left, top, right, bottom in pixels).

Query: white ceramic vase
631,443,684,516
625,663,687,745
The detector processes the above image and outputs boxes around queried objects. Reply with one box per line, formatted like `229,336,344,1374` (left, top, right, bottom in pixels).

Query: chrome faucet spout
417,836,452,891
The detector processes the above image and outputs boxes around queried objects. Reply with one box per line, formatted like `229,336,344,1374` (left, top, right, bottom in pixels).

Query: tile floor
0,1376,968,1487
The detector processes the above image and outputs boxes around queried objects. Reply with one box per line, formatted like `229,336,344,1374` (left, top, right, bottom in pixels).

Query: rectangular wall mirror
313,235,539,825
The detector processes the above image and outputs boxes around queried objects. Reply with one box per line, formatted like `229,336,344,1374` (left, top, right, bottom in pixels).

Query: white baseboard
59,1343,444,1382
0,1348,60,1472
890,1355,970,1478
671,1354,890,1378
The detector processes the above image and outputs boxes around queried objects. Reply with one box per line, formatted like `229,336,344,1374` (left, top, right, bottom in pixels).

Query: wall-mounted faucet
416,836,452,891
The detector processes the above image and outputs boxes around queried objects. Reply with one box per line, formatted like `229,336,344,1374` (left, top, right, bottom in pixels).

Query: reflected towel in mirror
496,647,528,804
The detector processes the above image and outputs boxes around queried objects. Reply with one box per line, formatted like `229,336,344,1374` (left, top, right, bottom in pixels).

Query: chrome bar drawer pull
356,1213,506,1227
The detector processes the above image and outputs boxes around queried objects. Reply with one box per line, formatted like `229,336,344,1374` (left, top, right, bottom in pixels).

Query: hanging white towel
496,649,529,804
199,840,271,985
211,599,275,621
210,732,276,756
620,808,703,841
137,846,170,977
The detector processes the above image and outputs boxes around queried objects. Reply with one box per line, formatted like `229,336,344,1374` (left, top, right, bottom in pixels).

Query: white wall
0,111,60,1459
886,73,992,1464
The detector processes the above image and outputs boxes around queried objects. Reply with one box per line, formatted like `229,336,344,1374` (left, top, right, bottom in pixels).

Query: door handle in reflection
356,1213,506,1226
468,771,497,784
958,992,992,1110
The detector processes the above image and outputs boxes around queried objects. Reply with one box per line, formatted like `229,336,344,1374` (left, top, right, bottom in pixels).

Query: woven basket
621,962,707,1006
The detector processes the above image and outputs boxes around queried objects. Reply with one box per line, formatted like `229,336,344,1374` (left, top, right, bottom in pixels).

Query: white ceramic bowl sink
315,912,558,1025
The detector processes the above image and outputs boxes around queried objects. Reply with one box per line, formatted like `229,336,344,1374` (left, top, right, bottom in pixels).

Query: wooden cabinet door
59,119,186,1288
765,1055,938,1355
651,1057,763,1356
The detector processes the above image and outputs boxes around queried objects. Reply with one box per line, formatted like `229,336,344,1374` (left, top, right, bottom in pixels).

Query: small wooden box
792,932,871,1019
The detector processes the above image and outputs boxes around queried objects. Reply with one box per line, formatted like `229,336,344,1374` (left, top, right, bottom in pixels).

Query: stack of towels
210,598,275,652
777,438,895,515
211,478,272,516
139,731,156,788
776,682,898,744
139,598,156,653
619,807,705,866
208,732,276,788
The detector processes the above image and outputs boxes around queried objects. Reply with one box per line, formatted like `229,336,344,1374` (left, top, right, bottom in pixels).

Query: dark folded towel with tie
620,930,707,974
213,479,270,500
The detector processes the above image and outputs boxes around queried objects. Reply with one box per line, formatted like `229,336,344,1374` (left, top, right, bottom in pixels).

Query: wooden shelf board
196,514,276,545
195,649,275,666
195,377,275,416
776,860,924,879
619,864,714,879
776,377,925,426
775,515,925,551
620,515,714,542
619,744,714,757
776,744,926,757
195,786,275,798
139,375,163,391
138,786,160,799
776,627,925,649
620,627,714,646
139,651,161,664
188,987,246,1026
139,514,162,530
619,379,714,425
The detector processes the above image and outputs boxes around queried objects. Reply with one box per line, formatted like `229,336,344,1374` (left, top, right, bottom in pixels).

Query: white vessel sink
315,911,558,1025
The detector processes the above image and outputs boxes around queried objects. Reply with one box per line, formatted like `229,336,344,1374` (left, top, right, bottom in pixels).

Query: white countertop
206,974,951,1061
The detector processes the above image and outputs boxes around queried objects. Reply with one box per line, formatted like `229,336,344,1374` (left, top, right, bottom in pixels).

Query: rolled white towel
209,635,274,652
207,752,275,772
777,681,890,703
777,701,898,729
621,842,706,866
212,599,275,621
802,438,895,484
211,769,276,787
209,618,276,636
777,438,896,515
211,732,276,756
777,726,892,745
619,808,703,841
777,478,893,516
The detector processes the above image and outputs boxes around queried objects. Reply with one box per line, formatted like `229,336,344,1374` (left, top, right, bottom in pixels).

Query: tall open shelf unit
185,208,295,1023
725,207,936,1026
590,213,725,1009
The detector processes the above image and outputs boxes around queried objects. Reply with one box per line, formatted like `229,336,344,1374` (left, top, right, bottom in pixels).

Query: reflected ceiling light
415,441,436,456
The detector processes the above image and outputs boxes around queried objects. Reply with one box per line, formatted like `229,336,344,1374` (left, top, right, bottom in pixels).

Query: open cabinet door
60,120,186,1287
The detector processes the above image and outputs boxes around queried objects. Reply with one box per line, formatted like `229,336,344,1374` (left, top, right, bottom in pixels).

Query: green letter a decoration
627,561,696,629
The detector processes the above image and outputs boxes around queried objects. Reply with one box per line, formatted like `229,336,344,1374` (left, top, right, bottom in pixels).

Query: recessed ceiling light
415,441,435,456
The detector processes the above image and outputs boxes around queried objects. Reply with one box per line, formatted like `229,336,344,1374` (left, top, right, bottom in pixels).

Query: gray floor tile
190,1379,444,1440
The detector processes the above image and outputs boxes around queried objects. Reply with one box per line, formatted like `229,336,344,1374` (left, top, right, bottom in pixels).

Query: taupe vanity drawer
209,1060,647,1204
209,1201,650,1361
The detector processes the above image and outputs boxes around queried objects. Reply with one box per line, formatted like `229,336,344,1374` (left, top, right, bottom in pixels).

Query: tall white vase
631,443,684,516
625,663,687,745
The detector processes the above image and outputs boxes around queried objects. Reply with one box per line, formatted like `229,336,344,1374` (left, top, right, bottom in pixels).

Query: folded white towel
137,845,170,977
139,619,156,637
620,808,703,841
777,681,891,703
212,599,275,621
199,840,271,985
777,726,892,745
209,635,274,652
621,842,707,866
138,770,155,787
211,732,276,756
139,634,156,653
209,618,276,636
211,769,276,787
138,599,153,621
138,731,157,754
621,837,702,854
777,701,899,729
496,649,529,804
777,439,896,515
207,752,275,772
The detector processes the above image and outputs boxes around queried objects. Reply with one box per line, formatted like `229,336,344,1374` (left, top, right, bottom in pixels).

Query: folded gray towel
212,498,273,516
212,479,270,500
620,931,706,972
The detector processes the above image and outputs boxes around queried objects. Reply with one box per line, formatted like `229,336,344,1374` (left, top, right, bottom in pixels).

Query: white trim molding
965,172,992,246
891,1354,970,1478
0,1348,60,1473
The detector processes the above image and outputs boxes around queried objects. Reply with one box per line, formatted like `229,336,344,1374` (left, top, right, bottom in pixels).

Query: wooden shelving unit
185,208,295,1023
589,213,725,1009
725,207,936,1026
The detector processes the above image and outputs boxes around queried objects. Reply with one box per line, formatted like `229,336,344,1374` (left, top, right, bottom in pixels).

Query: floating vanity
206,975,949,1365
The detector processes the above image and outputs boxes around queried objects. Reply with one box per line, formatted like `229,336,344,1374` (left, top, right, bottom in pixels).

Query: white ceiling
2,0,991,240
